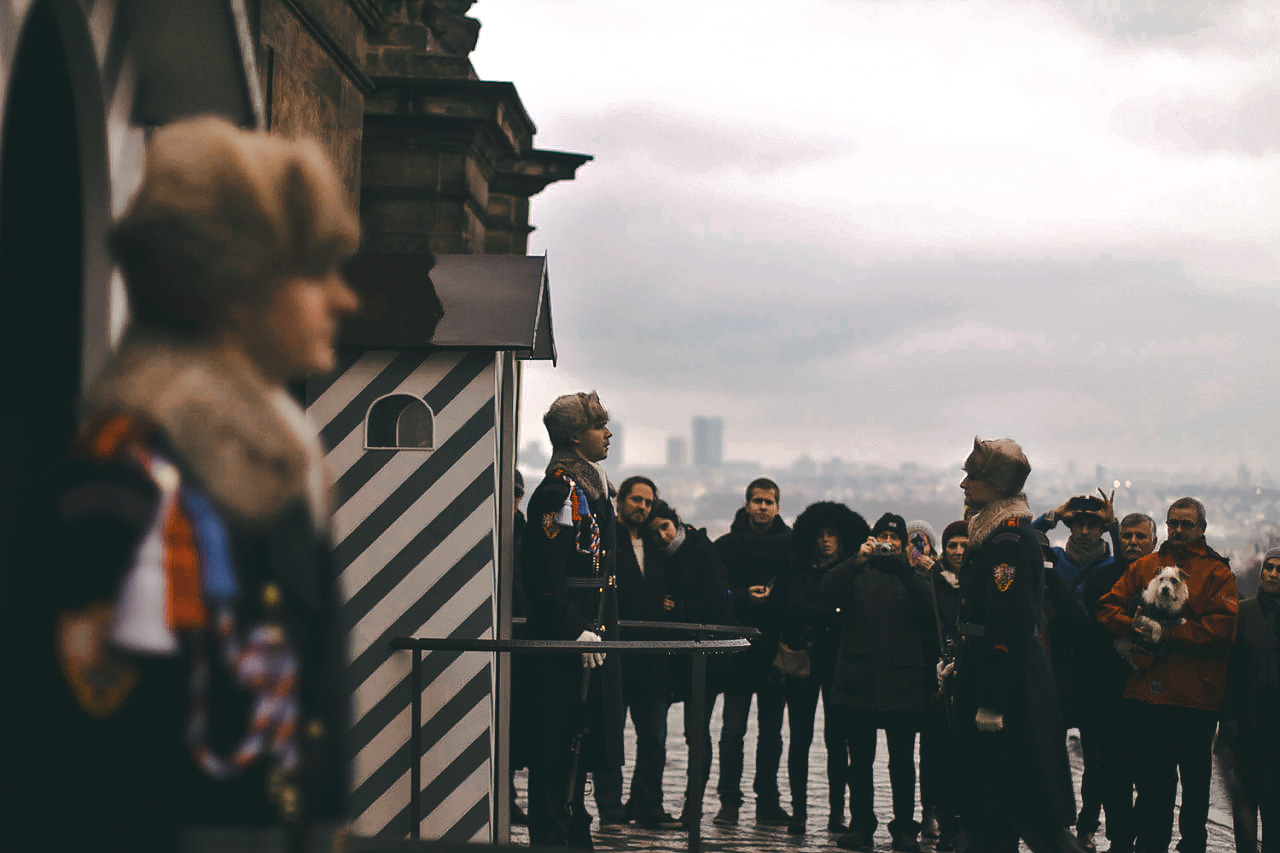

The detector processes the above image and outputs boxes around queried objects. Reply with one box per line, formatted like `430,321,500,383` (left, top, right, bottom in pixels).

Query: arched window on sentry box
365,394,435,450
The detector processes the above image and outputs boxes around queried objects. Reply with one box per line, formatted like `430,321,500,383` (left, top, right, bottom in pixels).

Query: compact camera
873,540,894,553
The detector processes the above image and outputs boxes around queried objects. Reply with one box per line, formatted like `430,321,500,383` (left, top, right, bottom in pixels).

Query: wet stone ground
509,699,1238,852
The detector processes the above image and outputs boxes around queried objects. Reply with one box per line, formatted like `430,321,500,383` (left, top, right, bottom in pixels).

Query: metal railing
390,620,758,853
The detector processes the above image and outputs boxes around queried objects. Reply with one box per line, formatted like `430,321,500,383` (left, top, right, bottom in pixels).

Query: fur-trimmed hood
792,501,870,565
83,334,325,524
967,494,1032,548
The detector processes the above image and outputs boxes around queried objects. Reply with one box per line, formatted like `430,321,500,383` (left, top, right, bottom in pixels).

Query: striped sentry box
308,348,502,842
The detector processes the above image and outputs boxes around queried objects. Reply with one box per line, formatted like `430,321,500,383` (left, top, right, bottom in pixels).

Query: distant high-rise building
691,416,724,467
666,436,688,468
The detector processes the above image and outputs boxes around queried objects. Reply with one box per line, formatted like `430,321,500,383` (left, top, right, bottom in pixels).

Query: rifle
565,557,611,807
927,565,954,729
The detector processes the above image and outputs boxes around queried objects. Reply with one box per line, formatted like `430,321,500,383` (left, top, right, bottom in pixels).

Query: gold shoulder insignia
56,603,138,718
993,563,1016,592
542,512,560,539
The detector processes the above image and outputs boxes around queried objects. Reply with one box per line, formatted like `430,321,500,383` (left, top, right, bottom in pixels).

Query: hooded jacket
784,502,869,681
1097,538,1238,711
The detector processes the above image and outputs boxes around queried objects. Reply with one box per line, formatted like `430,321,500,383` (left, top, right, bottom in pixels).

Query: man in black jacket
714,477,792,827
593,476,683,830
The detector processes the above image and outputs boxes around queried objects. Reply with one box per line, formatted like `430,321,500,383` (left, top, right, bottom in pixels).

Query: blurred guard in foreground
521,392,624,848
29,117,359,852
953,438,1082,853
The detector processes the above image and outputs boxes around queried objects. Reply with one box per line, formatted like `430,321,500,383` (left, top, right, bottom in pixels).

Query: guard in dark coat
953,438,1082,853
8,118,359,853
521,392,625,848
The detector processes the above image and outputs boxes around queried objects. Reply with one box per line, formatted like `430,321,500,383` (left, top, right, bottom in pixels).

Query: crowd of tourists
516,393,1276,853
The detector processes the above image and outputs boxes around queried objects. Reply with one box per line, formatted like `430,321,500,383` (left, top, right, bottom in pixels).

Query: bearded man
952,438,1082,853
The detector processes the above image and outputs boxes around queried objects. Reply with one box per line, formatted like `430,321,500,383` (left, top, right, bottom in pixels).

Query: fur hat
962,436,1031,497
906,519,938,553
792,501,870,561
872,512,908,543
941,520,969,549
110,116,358,333
543,391,609,448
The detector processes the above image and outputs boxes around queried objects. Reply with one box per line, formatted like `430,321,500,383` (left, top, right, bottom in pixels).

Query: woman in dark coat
23,117,359,853
781,501,870,835
647,499,731,823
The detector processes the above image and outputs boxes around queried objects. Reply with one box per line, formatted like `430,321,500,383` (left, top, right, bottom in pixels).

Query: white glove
975,707,1004,732
577,630,605,669
936,660,955,689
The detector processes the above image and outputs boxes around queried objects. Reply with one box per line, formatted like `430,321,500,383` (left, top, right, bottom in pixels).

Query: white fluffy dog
1115,566,1189,673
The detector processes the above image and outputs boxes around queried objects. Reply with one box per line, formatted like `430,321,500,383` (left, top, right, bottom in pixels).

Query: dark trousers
1123,700,1218,853
919,703,959,827
841,708,918,835
718,677,786,808
529,759,592,848
785,674,848,818
1076,702,1134,850
593,693,669,821
681,692,716,814
1231,790,1280,853
961,815,1086,853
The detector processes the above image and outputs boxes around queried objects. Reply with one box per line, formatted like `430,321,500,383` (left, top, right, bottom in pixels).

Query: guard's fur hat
543,391,609,449
792,501,870,561
110,116,358,333
963,436,1031,497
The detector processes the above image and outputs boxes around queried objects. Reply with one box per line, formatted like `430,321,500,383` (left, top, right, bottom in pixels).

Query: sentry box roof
339,253,556,363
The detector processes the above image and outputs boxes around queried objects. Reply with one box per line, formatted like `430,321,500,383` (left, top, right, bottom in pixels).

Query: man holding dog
1097,498,1239,853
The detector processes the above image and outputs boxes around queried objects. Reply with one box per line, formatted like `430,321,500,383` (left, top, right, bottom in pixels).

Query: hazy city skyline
475,1,1280,476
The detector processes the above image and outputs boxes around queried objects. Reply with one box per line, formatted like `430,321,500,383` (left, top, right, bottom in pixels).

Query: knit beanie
941,520,969,549
962,436,1031,496
906,519,938,554
872,513,908,543
543,391,609,449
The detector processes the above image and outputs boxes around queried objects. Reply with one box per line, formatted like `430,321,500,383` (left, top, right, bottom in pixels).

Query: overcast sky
470,0,1280,477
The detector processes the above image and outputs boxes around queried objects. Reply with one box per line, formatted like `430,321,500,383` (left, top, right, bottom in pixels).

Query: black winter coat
663,525,732,701
614,530,670,703
715,509,791,690
521,468,625,771
1221,593,1280,796
953,512,1075,828
784,558,845,683
822,550,935,714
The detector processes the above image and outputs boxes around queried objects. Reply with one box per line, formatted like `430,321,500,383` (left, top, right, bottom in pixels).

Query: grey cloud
554,104,856,175
1041,0,1269,54
539,190,1280,472
1111,77,1280,156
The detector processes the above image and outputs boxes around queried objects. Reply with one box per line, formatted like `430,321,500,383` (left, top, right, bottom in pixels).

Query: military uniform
953,510,1076,851
521,458,623,847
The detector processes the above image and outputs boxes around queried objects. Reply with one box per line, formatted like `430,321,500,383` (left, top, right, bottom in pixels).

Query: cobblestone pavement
510,697,1239,852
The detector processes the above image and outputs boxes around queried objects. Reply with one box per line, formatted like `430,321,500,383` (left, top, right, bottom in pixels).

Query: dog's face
1143,566,1190,614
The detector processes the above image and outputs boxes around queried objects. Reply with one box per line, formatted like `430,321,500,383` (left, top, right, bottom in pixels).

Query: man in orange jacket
1097,497,1238,853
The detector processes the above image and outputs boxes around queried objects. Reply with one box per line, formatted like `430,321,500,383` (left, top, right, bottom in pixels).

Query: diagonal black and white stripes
309,348,499,841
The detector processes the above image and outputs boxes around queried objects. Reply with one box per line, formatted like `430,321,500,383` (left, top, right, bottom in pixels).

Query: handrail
390,621,757,853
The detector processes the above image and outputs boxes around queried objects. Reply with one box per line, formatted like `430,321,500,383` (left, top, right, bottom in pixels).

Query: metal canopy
339,253,556,362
